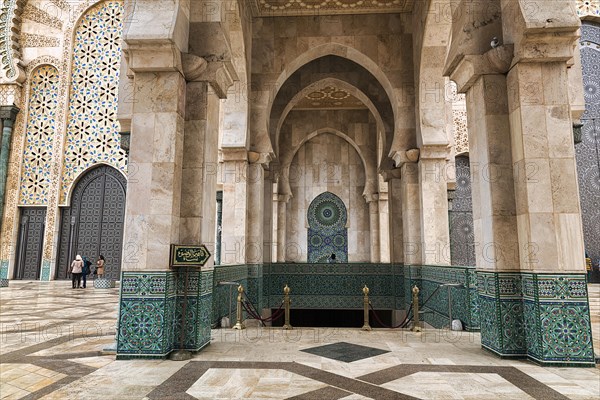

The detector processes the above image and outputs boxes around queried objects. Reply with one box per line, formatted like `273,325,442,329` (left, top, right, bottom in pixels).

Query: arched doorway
307,192,348,263
56,165,126,280
13,208,46,280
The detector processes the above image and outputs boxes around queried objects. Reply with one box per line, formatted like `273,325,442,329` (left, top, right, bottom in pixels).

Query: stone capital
419,145,450,160
446,45,514,93
247,151,272,166
363,192,379,203
125,40,184,74
380,168,401,182
220,147,248,162
0,105,20,123
389,148,420,168
275,193,292,203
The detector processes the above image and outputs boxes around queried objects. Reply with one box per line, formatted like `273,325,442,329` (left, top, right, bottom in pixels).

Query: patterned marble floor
0,281,599,400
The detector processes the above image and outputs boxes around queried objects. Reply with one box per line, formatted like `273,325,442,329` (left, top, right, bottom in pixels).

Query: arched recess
307,192,348,263
270,43,398,120
252,43,403,164
55,164,126,280
268,56,398,169
279,128,377,199
274,78,386,159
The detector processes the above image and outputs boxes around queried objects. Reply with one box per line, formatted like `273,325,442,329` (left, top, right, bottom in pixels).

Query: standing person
70,255,83,289
81,256,92,288
96,255,105,278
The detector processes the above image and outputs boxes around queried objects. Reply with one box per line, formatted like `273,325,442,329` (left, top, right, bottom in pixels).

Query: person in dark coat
82,256,92,288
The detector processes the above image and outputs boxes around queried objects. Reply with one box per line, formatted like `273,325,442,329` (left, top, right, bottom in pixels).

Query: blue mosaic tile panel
40,260,50,281
263,263,402,311
406,265,479,331
0,279,9,287
61,1,127,204
0,260,8,279
247,264,264,312
521,273,594,365
117,271,177,358
307,192,348,262
212,264,248,325
477,272,526,356
173,269,213,351
20,66,59,205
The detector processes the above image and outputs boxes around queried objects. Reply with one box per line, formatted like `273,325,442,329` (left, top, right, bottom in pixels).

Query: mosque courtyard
0,281,598,400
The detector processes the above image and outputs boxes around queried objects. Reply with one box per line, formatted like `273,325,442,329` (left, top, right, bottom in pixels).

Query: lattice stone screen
19,65,59,205
61,1,127,203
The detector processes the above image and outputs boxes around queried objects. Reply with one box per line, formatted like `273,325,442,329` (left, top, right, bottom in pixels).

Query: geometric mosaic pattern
449,156,476,267
478,271,595,366
576,22,600,267
94,277,115,289
577,0,600,17
521,273,595,365
19,66,59,205
307,192,348,263
262,263,404,310
62,1,127,203
406,264,480,331
117,269,214,359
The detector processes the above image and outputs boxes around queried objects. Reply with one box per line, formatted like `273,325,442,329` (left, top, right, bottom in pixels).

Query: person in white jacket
70,255,84,289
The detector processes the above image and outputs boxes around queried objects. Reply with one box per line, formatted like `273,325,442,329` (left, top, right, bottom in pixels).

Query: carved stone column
418,146,451,265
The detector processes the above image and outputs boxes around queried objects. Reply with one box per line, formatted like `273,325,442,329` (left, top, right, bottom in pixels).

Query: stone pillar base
94,278,116,289
116,269,213,360
478,272,595,366
0,279,9,287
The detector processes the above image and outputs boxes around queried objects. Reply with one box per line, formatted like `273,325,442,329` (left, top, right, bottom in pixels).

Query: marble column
451,57,524,357
378,187,391,263
387,175,404,264
400,162,422,265
0,106,19,284
366,195,381,263
506,61,594,365
418,147,451,265
275,195,290,262
0,106,19,221
180,81,221,262
220,154,249,265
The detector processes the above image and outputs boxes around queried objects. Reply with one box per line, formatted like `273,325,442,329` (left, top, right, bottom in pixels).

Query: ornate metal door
56,166,126,280
14,208,46,280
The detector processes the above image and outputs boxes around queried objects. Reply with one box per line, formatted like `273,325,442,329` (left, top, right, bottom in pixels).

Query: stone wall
284,114,373,261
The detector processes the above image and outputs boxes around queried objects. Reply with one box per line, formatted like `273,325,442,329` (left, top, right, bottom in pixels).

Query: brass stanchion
412,285,421,332
233,284,245,330
283,284,292,330
362,285,372,331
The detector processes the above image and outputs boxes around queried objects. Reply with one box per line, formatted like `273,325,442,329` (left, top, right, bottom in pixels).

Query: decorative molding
21,33,60,48
250,0,415,17
0,0,25,82
294,85,367,110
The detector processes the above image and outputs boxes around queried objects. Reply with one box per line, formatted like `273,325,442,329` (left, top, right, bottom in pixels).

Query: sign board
169,244,211,268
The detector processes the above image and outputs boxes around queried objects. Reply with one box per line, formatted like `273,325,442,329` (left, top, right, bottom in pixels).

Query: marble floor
0,281,599,400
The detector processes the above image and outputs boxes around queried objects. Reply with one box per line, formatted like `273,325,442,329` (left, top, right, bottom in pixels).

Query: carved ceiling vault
294,85,367,110
250,0,414,16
